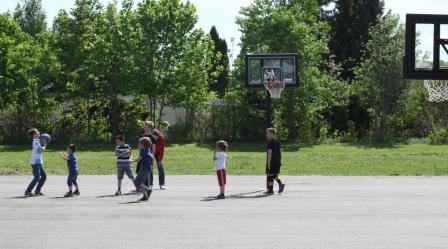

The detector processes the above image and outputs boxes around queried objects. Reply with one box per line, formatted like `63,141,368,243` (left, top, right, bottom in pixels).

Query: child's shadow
5,195,35,199
96,192,141,198
201,190,270,201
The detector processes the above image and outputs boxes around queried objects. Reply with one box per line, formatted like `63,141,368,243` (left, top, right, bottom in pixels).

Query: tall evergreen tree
209,26,230,98
327,0,384,136
329,0,384,81
13,0,47,36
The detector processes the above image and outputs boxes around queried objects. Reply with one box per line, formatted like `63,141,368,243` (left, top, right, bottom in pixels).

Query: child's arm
213,151,217,161
59,152,68,161
267,149,273,169
130,156,141,163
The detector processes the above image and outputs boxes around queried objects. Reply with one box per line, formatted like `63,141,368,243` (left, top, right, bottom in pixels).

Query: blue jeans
149,161,165,186
26,164,47,193
134,166,152,189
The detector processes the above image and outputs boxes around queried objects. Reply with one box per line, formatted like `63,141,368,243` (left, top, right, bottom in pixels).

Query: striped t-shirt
116,144,131,167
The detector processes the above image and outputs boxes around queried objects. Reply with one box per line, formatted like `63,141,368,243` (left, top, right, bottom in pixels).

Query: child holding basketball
25,128,47,196
115,135,135,195
59,144,80,197
213,140,228,199
265,128,285,194
132,137,155,201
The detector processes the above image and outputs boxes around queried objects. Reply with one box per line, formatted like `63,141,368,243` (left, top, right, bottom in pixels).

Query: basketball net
424,80,448,102
264,81,286,99
263,69,285,99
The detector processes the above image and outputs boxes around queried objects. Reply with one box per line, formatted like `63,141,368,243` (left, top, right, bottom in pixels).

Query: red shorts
216,169,226,187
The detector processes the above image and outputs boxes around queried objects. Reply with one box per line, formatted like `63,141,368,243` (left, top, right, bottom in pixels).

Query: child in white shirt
213,140,228,199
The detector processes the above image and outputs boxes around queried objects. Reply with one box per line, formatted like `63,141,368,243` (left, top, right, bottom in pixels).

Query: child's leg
67,173,73,192
157,160,165,186
217,169,225,194
73,172,79,191
26,164,40,193
117,167,124,190
125,166,134,180
35,165,46,193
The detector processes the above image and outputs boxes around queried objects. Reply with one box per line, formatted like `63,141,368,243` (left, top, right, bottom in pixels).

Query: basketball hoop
264,81,286,99
424,80,448,102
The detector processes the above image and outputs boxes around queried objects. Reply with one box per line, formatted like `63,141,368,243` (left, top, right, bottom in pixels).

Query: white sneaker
160,185,166,190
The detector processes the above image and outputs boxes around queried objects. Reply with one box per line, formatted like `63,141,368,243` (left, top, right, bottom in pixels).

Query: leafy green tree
236,0,347,141
209,26,230,98
13,0,47,36
352,12,406,142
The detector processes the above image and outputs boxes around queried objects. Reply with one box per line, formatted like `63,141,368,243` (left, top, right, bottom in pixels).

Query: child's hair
139,137,152,148
68,144,76,153
116,134,125,141
27,128,38,137
144,121,155,129
266,127,277,135
216,140,228,152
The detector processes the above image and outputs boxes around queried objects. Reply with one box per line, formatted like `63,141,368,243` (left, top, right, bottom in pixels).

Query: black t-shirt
140,133,157,145
267,139,281,166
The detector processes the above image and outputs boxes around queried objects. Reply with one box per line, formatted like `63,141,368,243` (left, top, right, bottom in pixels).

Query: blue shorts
117,166,134,180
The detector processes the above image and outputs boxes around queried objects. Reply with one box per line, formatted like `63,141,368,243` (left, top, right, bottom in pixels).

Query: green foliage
208,26,230,98
429,127,448,145
352,12,406,142
13,0,47,36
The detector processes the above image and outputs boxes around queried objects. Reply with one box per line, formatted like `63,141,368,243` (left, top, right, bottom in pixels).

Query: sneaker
24,192,33,197
216,194,225,199
146,185,153,198
74,190,80,196
115,190,121,196
34,192,45,196
64,192,73,198
139,196,149,201
263,190,274,195
278,183,286,194
160,185,166,190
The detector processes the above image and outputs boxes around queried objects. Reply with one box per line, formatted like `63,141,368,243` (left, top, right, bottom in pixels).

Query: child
213,140,228,199
115,135,135,195
132,137,155,201
25,128,47,196
59,144,80,197
265,128,285,194
152,128,166,190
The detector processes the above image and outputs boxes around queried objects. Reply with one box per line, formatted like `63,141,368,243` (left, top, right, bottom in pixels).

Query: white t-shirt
30,138,43,165
214,151,226,170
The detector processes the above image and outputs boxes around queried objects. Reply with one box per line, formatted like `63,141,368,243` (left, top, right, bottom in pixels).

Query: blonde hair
216,140,228,152
144,121,155,129
266,127,277,135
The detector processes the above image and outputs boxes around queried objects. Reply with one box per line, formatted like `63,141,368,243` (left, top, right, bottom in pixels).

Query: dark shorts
67,171,78,187
266,163,281,175
216,169,226,187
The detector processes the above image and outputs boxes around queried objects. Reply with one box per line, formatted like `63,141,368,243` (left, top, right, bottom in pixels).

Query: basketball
39,133,51,145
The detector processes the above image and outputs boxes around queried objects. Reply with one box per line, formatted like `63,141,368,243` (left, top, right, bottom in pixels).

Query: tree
352,12,406,142
209,26,230,98
329,0,384,81
236,0,347,141
13,0,47,36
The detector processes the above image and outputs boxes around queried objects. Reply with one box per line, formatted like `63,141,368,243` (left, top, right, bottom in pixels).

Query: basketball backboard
245,54,299,88
404,14,448,80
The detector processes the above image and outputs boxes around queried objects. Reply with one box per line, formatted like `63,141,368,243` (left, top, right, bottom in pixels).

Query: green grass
1,142,448,175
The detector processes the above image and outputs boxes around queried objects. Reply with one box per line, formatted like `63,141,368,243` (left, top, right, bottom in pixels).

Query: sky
1,0,448,59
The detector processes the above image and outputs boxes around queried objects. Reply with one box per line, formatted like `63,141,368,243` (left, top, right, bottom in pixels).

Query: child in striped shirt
115,135,135,195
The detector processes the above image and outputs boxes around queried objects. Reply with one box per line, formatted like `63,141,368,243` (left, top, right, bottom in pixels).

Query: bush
429,127,448,144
